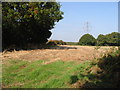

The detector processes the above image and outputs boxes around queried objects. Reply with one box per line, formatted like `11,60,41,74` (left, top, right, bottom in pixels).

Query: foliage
97,32,120,46
78,32,120,46
78,34,96,46
97,34,108,46
2,2,63,49
106,32,120,46
98,48,120,72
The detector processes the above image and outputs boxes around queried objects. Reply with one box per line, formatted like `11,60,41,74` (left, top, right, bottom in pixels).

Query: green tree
78,34,96,46
2,2,63,49
97,32,120,46
106,32,120,46
97,34,108,46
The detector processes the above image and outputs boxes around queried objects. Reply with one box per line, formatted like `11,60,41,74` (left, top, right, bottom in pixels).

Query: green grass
2,59,95,88
2,49,120,88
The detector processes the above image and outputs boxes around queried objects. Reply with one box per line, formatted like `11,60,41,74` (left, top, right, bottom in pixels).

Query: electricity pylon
83,21,91,33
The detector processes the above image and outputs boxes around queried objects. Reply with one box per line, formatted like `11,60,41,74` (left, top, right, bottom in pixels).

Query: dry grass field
2,45,118,63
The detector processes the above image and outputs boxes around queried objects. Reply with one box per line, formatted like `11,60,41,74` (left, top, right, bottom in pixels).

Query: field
2,45,119,88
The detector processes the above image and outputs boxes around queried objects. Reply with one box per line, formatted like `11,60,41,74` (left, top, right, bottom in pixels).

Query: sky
51,2,118,42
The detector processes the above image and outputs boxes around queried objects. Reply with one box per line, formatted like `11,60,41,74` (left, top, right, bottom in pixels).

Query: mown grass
2,49,120,88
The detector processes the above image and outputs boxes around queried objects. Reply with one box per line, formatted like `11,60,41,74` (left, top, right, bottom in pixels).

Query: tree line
78,32,120,46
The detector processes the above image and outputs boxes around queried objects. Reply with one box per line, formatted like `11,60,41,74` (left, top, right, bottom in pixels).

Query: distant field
2,45,119,88
66,42,78,45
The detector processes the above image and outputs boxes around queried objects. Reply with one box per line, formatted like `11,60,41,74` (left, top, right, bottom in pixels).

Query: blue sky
51,2,118,42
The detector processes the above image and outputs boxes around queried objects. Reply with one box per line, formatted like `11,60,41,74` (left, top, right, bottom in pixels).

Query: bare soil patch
2,45,118,64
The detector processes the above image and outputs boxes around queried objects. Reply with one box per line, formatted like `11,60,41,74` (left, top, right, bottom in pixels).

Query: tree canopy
97,34,108,46
97,32,120,46
2,2,63,49
78,32,120,46
78,34,96,46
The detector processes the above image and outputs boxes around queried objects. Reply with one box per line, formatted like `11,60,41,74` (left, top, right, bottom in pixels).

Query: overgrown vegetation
80,48,120,88
2,48,120,88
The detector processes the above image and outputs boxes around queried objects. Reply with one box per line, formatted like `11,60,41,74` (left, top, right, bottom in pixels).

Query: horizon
50,31,119,42
51,2,118,42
